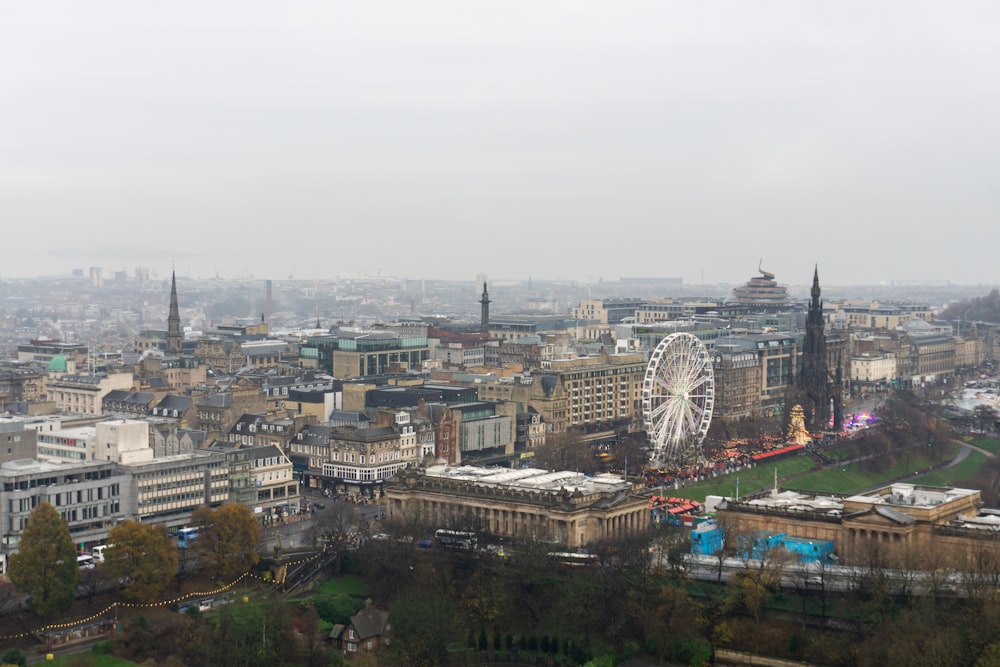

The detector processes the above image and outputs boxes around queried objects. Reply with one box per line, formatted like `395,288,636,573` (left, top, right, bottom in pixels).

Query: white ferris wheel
642,332,715,469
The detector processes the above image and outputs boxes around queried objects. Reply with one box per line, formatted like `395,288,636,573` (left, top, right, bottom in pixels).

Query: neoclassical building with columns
384,465,651,548
716,482,993,568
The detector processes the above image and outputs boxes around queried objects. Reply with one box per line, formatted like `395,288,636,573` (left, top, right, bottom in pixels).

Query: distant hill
939,289,1000,323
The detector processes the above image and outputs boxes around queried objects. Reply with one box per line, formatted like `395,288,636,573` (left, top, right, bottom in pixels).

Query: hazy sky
3,1,1000,286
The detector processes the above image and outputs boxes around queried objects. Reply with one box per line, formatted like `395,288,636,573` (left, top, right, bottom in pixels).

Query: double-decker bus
547,552,599,568
177,527,199,549
434,529,477,551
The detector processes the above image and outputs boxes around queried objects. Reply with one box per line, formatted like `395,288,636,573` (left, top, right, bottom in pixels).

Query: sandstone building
384,464,650,548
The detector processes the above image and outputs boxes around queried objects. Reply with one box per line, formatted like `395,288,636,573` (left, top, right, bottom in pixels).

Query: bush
668,636,713,667
313,595,363,624
0,648,26,667
620,640,640,660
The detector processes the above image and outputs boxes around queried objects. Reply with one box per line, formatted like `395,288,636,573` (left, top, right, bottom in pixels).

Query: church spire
811,264,821,304
166,270,182,355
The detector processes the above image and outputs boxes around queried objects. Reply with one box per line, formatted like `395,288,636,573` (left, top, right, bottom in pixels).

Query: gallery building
384,464,650,548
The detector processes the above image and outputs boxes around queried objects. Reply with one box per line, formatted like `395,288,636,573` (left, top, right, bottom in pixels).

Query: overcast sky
2,1,999,287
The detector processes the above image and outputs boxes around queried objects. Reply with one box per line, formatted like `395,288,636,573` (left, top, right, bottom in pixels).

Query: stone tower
167,270,182,355
479,282,491,336
798,266,842,431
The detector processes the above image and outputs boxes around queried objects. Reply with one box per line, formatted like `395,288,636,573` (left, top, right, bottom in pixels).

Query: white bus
92,544,114,563
547,552,599,568
434,529,477,550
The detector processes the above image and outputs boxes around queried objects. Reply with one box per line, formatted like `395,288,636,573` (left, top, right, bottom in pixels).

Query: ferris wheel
642,332,715,469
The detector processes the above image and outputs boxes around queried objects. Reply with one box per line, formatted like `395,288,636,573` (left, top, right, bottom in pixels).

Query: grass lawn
313,574,368,598
43,652,137,667
789,464,884,495
659,438,985,502
788,442,961,494
669,456,818,504
968,436,1000,455
912,449,989,487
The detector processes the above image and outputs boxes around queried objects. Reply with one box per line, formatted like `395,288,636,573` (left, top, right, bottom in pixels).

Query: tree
8,501,78,618
190,503,261,579
459,566,508,629
532,430,600,474
974,405,997,433
386,561,452,667
308,502,356,577
105,521,178,602
727,571,768,624
77,562,107,608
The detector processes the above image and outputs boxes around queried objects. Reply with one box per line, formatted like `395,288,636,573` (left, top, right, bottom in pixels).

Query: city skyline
3,2,1000,285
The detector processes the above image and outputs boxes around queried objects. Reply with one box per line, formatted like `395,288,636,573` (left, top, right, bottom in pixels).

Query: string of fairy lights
0,549,326,642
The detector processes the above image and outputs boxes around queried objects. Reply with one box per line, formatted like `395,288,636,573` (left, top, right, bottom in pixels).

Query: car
313,501,326,510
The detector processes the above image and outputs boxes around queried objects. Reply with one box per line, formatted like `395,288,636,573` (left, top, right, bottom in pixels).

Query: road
258,515,317,553
256,497,386,553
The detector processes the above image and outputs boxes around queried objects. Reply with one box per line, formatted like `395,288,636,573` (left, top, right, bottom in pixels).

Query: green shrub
313,595,363,624
0,648,26,667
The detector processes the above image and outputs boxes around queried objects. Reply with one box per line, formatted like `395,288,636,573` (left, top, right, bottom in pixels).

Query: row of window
138,490,209,507
38,447,86,460
58,501,120,523
38,436,87,448
255,470,290,482
322,462,407,481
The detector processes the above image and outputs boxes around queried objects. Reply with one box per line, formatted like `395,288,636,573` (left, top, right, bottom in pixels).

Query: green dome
48,354,67,372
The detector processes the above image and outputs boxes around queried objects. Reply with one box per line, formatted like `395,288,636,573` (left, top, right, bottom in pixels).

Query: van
77,554,95,570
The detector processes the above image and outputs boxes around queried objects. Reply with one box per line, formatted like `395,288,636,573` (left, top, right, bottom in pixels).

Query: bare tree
307,502,357,576
532,430,600,474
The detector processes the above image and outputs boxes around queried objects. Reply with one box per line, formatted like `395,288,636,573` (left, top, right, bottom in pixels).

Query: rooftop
738,489,844,516
422,464,631,496
845,482,979,509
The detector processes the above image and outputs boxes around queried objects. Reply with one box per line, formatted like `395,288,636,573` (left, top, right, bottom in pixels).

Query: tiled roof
350,606,390,640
